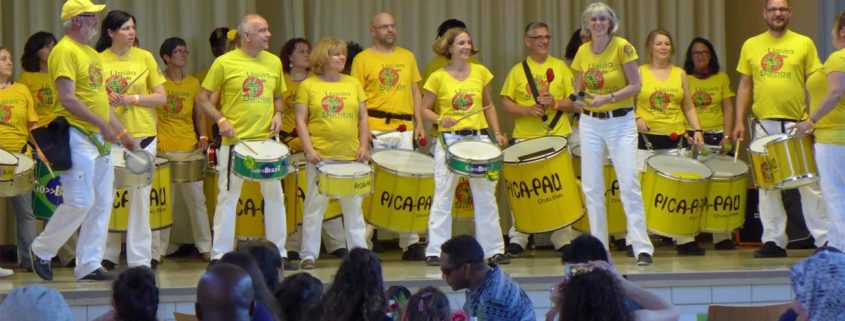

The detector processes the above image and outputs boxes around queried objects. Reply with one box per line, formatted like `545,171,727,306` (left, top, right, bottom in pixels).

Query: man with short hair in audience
196,263,256,321
439,235,535,321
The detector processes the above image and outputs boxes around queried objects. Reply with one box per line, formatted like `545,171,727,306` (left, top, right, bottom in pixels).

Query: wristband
217,117,228,125
133,95,140,104
553,99,559,109
199,136,209,141
694,129,703,133
116,128,128,139
568,94,578,102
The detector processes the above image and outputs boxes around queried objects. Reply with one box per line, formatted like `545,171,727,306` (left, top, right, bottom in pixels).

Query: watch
610,93,616,103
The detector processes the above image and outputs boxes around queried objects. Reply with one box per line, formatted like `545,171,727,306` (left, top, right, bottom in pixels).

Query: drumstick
373,124,407,138
734,139,742,164
118,68,149,95
454,105,494,123
28,133,55,178
233,136,260,154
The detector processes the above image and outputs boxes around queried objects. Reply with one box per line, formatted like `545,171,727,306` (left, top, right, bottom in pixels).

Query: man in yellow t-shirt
31,0,138,282
350,12,426,260
500,22,579,258
155,37,212,261
197,14,289,263
733,0,828,258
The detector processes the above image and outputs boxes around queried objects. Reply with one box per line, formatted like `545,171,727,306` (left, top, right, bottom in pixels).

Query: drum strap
522,60,564,133
226,145,234,191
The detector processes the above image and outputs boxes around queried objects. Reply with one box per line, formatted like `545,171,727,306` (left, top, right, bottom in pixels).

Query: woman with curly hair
276,272,324,321
316,248,389,321
220,251,282,321
403,287,451,321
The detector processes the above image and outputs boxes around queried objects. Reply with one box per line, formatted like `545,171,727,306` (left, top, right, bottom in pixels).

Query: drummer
0,47,38,277
95,10,167,269
421,27,509,266
499,21,579,258
196,14,289,263
634,29,705,255
155,37,212,262
294,37,370,269
350,12,426,261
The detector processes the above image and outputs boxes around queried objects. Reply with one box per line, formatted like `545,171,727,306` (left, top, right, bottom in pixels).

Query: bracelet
199,136,209,141
133,95,140,104
116,128,128,139
694,129,703,133
568,94,578,102
217,117,228,125
274,110,283,115
808,116,818,125
553,99,559,110
495,132,505,136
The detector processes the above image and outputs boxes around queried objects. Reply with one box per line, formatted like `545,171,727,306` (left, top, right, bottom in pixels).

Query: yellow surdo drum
502,136,583,233
749,134,781,189
700,156,748,233
364,149,434,233
570,145,627,235
764,134,818,189
110,157,173,232
0,152,34,197
317,162,373,197
283,153,342,229
642,154,711,238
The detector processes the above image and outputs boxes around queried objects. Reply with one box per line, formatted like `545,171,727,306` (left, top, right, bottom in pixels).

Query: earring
289,63,293,68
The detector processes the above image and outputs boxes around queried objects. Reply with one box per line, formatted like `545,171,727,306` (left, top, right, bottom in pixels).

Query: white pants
31,128,114,279
211,145,287,260
286,217,347,253
366,129,421,250
755,120,828,248
171,181,211,253
425,135,505,258
580,112,653,255
816,143,845,250
300,162,367,261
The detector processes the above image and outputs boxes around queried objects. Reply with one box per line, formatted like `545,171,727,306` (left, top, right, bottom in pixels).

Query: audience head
310,37,347,75
440,235,487,291
790,248,845,321
435,19,467,39
561,234,609,264
683,37,720,76
432,28,479,60
112,267,159,321
95,10,136,52
21,31,57,72
220,251,281,320
196,263,255,321
319,247,386,321
403,287,451,321
244,241,284,293
277,272,324,321
0,285,73,321
209,27,230,57
280,37,311,73
580,2,619,38
556,269,634,321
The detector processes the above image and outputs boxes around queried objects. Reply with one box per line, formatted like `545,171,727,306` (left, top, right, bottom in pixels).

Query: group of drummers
1,0,843,281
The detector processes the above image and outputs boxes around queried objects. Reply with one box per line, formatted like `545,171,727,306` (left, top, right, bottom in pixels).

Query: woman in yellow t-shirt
294,38,369,269
279,38,311,152
795,11,845,251
95,10,167,270
17,32,57,128
420,27,509,266
0,47,38,277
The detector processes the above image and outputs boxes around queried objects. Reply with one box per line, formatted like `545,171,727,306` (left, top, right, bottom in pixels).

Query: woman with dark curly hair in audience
316,248,390,321
403,287,451,321
93,267,158,321
244,241,284,293
220,251,282,321
276,272,324,321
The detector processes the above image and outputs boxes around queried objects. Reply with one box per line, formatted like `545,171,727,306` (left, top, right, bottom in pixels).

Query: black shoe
754,241,787,258
506,243,524,258
425,256,440,266
150,259,160,270
555,244,571,258
612,238,627,252
401,243,426,261
676,242,706,256
101,260,117,271
30,249,53,281
330,248,348,259
80,267,115,281
626,245,634,258
287,251,301,260
65,259,76,268
713,239,736,250
488,254,511,266
636,253,653,266
282,258,298,271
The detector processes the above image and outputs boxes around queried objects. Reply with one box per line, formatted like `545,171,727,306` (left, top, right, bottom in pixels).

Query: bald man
197,14,289,263
350,12,425,260
195,263,255,321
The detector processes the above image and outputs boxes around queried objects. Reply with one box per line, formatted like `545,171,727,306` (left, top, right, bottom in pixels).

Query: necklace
290,70,308,82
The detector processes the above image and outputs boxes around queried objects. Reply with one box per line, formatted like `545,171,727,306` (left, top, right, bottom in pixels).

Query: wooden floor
0,244,813,298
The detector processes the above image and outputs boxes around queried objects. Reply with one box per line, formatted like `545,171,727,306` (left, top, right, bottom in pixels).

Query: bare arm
680,74,704,146
482,85,507,146
733,74,753,140
197,88,233,137
56,77,110,133
270,94,283,134
421,89,440,124
356,101,370,161
412,83,424,140
137,85,166,106
794,71,845,134
192,95,209,150
721,96,735,146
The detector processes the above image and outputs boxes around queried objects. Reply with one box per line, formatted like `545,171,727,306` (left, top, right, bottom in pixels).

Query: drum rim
764,133,811,147
318,162,373,179
749,134,786,152
233,139,291,159
646,154,713,182
775,174,818,189
704,156,749,179
502,136,568,164
371,149,435,177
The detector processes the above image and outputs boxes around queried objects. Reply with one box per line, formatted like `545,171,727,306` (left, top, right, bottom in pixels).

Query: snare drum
113,146,154,189
232,140,290,181
570,145,627,235
317,162,373,197
0,153,35,197
364,149,434,233
642,154,711,238
445,140,502,177
749,134,781,189
701,156,748,233
764,134,818,189
110,157,173,232
502,136,583,233
283,153,342,228
0,148,17,181
32,158,63,220
161,151,206,182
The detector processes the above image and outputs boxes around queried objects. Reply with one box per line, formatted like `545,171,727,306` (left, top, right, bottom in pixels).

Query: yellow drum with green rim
642,154,711,238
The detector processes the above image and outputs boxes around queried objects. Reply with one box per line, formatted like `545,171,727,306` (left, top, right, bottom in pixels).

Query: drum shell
764,135,818,189
570,145,627,235
317,163,373,198
0,149,18,181
283,155,343,230
700,158,748,233
0,154,34,197
642,155,711,238
162,152,207,183
364,150,434,233
749,135,780,189
110,158,173,232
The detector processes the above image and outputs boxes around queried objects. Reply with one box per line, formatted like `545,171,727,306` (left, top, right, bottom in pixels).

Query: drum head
371,149,434,175
155,157,170,167
704,156,748,178
320,162,371,176
503,136,567,163
234,140,289,159
447,141,501,161
647,154,712,181
13,154,34,173
125,149,154,174
750,134,785,153
0,149,17,165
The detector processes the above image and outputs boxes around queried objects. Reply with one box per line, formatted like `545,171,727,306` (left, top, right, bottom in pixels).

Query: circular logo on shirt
624,44,635,57
450,93,473,111
761,53,784,72
88,65,103,87
165,95,183,114
36,88,54,106
524,77,550,96
378,67,400,86
692,91,713,109
321,96,344,113
0,105,11,123
104,75,128,95
648,91,671,111
284,95,295,111
455,178,473,205
583,68,605,90
242,76,265,97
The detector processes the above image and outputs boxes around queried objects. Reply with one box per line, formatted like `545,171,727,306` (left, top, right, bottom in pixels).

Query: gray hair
524,22,549,37
580,2,619,38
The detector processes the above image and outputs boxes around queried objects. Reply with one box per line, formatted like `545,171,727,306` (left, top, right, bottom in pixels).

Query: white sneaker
0,267,14,278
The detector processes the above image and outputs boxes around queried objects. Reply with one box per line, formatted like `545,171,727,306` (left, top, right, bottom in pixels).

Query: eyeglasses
172,49,190,54
528,35,552,41
692,50,711,57
766,7,790,13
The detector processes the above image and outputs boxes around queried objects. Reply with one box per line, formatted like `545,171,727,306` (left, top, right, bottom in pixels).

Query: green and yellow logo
583,68,604,90
104,75,128,95
378,67,400,86
692,91,712,109
761,53,784,72
320,96,344,113
648,91,671,111
242,76,265,97
450,93,473,111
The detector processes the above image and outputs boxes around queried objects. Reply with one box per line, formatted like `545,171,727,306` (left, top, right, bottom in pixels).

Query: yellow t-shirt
202,48,286,146
686,72,734,131
16,71,55,127
635,65,686,135
737,30,821,120
157,75,200,152
571,36,639,111
48,36,110,133
351,47,422,131
500,55,574,138
295,75,366,160
424,63,493,131
101,47,166,137
807,49,845,145
0,84,37,152
282,72,311,152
